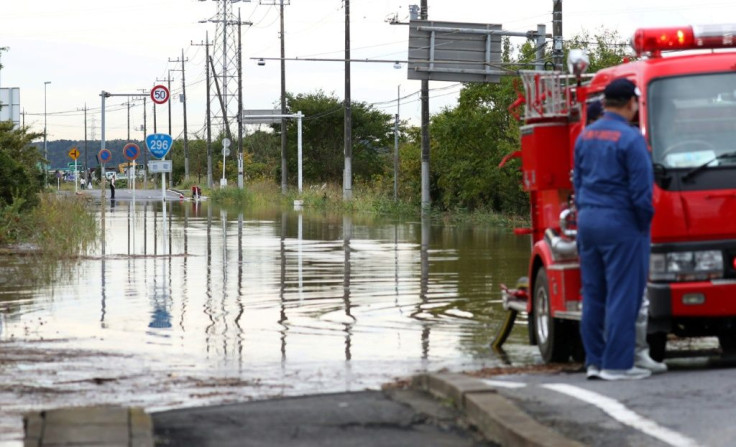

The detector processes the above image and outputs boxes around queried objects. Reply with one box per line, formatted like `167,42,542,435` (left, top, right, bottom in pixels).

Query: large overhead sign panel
241,109,283,124
0,88,20,128
408,20,504,83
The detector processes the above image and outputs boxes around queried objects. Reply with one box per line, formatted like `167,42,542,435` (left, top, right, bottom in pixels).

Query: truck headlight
650,250,723,282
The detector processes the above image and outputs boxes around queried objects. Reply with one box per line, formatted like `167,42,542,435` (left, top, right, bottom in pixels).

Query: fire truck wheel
647,332,667,362
533,267,572,363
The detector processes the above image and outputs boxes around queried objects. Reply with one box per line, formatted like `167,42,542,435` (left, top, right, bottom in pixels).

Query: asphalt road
75,186,197,202
152,390,497,447
478,355,736,447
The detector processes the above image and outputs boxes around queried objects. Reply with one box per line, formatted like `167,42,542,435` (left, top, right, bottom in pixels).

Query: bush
0,150,41,210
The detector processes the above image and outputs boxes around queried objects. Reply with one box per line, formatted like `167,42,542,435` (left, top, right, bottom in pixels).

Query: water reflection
0,200,537,407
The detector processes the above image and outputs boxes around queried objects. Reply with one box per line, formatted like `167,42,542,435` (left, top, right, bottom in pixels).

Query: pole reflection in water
181,203,189,332
205,203,214,353
343,215,354,362
149,239,172,331
236,212,244,363
220,209,229,355
100,246,107,327
153,206,157,257
420,213,431,362
297,212,303,303
167,200,173,329
279,211,288,363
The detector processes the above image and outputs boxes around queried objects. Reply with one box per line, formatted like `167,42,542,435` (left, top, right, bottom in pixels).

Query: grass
0,193,98,258
205,180,528,227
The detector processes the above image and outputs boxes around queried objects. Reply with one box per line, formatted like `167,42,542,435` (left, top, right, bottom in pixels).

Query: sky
2,0,736,143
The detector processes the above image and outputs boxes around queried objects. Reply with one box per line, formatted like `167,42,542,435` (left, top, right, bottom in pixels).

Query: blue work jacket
573,111,654,232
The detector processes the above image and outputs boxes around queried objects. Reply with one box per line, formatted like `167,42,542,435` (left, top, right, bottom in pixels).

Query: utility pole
157,71,174,188
193,33,213,187
237,8,244,189
420,0,430,212
394,85,400,202
209,56,232,141
152,83,158,134
156,71,173,136
43,81,51,186
78,104,89,182
126,99,131,141
138,89,149,189
181,50,190,181
343,0,352,200
553,0,563,70
279,0,287,195
169,52,190,180
260,0,289,193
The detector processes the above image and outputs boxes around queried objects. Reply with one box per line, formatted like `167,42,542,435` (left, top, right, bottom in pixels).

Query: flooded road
0,198,538,443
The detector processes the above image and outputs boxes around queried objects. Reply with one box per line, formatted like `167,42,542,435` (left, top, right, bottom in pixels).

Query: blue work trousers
578,208,647,370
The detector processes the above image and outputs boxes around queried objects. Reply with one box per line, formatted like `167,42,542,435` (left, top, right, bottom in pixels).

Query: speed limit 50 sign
151,84,170,105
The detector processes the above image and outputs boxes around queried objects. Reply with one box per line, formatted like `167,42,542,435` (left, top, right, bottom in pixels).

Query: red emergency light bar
632,24,736,56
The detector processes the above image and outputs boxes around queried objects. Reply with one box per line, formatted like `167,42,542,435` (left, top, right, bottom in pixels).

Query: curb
24,406,153,447
412,373,584,447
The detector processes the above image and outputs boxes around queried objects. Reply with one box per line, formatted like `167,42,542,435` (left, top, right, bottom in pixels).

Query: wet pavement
153,388,496,447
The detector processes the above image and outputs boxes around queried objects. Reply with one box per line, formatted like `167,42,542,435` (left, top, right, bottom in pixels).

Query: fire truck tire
533,267,572,363
647,332,667,362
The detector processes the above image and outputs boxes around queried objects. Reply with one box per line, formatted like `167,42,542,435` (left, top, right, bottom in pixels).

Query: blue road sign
98,148,112,164
146,133,173,159
123,143,140,161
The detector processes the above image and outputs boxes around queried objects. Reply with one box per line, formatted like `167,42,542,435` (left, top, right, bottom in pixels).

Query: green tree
565,28,633,72
0,121,43,209
280,90,395,185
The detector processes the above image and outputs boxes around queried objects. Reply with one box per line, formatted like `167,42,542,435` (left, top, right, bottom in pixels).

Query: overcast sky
2,0,736,142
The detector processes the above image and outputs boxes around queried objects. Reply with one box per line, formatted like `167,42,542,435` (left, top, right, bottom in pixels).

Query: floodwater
0,198,537,443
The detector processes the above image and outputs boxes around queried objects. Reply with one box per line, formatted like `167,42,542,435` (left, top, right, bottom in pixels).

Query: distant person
574,78,654,381
110,173,116,200
586,100,603,125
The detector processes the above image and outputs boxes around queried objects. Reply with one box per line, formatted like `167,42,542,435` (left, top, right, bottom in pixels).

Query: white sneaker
635,352,668,374
599,366,652,381
586,365,601,380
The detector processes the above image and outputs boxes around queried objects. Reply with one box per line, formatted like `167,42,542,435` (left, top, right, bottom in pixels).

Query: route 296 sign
146,133,173,159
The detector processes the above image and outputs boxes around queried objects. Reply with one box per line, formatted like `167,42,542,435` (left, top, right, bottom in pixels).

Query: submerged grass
0,193,98,258
208,180,528,227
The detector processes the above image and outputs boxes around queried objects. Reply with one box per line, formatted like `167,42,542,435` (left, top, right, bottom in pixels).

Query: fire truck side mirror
567,49,590,78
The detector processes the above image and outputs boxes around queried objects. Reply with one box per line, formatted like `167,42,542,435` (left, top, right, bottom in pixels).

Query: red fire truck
497,25,736,363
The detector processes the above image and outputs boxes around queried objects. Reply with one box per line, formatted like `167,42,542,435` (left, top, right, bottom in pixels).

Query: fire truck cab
501,24,736,363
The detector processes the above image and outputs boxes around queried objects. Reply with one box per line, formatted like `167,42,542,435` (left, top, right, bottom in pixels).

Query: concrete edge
413,373,584,447
23,406,153,447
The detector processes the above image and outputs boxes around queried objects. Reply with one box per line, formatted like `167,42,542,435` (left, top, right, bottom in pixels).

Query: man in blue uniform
574,78,654,380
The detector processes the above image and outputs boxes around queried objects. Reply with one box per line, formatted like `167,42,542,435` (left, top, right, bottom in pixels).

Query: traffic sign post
221,138,231,187
151,85,169,105
98,148,112,199
123,143,141,198
68,147,80,193
145,134,173,202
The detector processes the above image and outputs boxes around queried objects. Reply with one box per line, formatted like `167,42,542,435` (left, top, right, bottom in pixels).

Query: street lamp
44,81,51,185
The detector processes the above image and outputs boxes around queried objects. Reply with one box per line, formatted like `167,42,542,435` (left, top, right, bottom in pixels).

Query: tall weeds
0,193,98,257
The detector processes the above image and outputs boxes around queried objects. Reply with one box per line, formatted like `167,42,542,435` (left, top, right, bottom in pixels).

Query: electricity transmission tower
200,0,251,138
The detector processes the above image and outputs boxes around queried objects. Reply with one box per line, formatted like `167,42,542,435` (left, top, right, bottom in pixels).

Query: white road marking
543,383,700,447
480,379,527,389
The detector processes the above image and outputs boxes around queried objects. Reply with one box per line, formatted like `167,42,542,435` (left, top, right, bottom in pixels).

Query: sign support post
68,147,81,194
123,143,141,202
